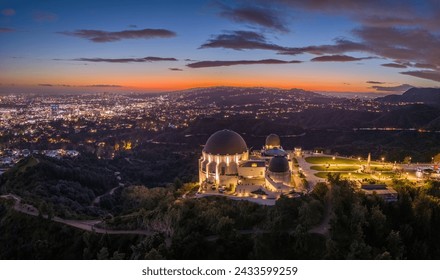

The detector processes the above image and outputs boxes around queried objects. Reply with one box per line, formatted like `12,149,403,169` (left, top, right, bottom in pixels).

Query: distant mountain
376,87,440,106
166,86,331,105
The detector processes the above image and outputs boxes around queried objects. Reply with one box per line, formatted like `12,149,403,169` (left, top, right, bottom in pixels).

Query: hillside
0,156,118,218
376,87,440,106
369,104,440,128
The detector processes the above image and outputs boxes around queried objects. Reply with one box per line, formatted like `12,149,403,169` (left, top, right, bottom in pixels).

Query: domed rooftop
268,156,290,173
265,134,281,147
203,129,247,155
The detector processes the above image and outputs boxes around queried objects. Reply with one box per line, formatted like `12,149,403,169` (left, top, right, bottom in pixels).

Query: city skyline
1,0,439,94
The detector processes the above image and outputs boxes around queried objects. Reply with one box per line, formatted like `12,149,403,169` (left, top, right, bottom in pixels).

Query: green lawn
368,165,394,172
305,156,362,165
310,165,360,171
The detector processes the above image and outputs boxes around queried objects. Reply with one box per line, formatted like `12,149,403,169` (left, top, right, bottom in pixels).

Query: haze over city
1,0,439,94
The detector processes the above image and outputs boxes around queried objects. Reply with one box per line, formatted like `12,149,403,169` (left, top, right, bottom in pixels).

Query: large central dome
203,129,247,155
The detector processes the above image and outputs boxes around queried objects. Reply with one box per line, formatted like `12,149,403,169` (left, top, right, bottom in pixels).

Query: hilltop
376,88,440,106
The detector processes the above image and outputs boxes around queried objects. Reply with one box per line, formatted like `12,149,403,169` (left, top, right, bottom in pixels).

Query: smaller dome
268,156,290,173
266,134,280,147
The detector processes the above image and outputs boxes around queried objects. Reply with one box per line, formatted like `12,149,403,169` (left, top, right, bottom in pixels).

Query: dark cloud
59,28,176,42
311,55,370,62
0,27,14,33
400,71,440,82
381,63,407,68
264,1,440,82
38,83,122,88
33,11,58,22
220,5,288,32
278,39,371,55
128,24,138,28
85,84,122,88
38,84,71,87
169,68,183,71
371,83,413,92
274,0,438,31
71,57,177,63
1,8,15,16
414,63,438,69
200,30,288,51
366,81,386,84
187,59,301,68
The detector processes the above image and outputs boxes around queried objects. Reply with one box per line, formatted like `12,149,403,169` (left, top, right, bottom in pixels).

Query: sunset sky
1,0,439,94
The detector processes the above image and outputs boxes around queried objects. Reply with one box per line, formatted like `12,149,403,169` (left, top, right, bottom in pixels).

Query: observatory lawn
305,156,362,165
310,165,360,172
314,171,395,180
303,156,395,182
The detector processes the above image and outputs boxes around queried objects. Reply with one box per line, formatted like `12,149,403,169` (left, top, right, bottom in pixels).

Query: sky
0,0,439,94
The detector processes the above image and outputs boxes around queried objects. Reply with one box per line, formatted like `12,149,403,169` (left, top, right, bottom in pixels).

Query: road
0,194,152,236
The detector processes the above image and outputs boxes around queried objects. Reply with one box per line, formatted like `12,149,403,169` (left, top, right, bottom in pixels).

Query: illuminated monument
199,130,295,197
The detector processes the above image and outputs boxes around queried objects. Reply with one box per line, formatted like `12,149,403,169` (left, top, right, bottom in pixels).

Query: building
359,184,398,202
198,129,249,187
199,129,296,196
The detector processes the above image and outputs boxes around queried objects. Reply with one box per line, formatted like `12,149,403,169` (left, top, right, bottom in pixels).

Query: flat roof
239,160,266,167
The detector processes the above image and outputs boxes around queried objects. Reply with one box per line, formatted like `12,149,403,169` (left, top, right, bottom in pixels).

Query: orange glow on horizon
1,72,377,93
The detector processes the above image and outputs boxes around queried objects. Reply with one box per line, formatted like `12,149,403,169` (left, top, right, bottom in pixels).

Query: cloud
273,0,438,31
366,81,386,84
0,27,14,33
220,5,288,32
262,1,440,82
169,68,183,71
311,55,370,62
381,63,407,68
371,83,413,92
33,11,58,22
1,8,15,16
400,71,440,82
38,83,122,88
187,59,301,68
128,24,138,28
200,30,288,51
59,28,176,42
71,56,177,63
85,84,122,88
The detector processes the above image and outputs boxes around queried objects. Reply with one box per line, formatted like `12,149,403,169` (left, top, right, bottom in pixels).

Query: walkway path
308,184,332,236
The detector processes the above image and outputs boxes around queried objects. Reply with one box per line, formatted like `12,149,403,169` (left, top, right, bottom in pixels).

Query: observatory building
199,129,296,198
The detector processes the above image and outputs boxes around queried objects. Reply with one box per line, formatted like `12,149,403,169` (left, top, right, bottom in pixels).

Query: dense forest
2,167,440,259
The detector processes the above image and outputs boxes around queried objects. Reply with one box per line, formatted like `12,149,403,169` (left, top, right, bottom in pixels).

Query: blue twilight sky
0,0,439,94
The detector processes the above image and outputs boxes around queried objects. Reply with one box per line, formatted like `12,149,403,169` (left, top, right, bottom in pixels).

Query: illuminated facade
199,130,295,195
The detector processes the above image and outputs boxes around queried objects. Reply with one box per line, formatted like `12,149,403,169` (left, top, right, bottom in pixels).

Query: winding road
0,194,152,236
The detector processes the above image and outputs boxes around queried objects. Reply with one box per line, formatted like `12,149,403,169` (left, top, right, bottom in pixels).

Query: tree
434,153,440,164
403,156,412,164
311,183,329,202
386,231,404,259
97,247,109,260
